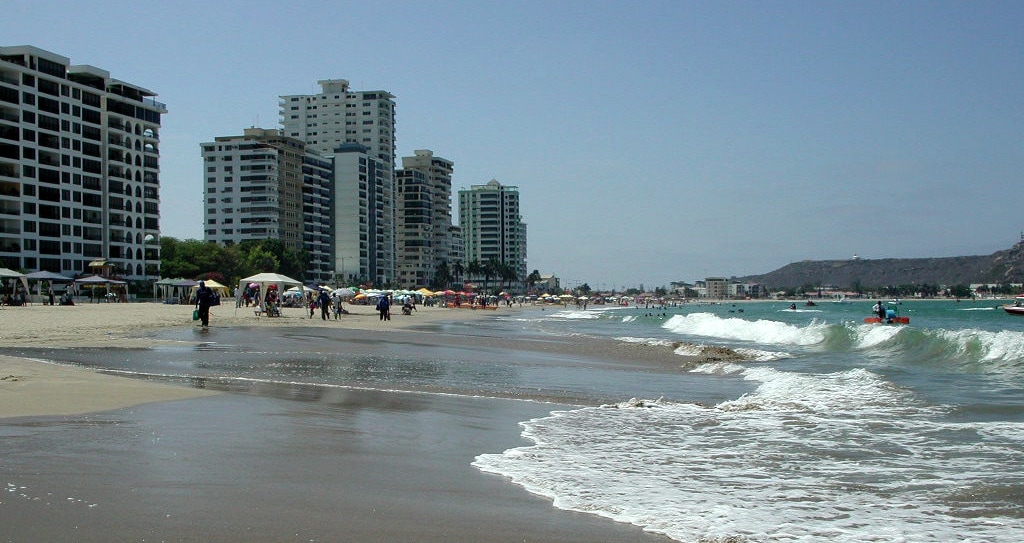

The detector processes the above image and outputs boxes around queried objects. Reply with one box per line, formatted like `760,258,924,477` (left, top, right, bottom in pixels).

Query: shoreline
0,301,520,417
0,301,676,543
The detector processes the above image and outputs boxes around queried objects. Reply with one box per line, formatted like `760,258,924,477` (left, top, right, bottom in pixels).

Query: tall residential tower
0,45,165,280
458,179,527,288
280,79,396,286
395,150,454,288
201,128,334,283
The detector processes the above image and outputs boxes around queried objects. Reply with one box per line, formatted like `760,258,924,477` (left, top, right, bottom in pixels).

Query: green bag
192,309,200,321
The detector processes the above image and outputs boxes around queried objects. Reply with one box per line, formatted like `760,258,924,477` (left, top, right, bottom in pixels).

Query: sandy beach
0,299,499,348
0,301,673,542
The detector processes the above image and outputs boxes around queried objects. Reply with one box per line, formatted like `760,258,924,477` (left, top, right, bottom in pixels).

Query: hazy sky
6,0,1022,289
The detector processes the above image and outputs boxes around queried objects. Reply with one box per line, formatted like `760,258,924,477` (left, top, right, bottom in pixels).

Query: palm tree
432,261,451,290
466,260,481,291
526,269,542,294
452,260,464,290
482,258,500,294
500,264,518,293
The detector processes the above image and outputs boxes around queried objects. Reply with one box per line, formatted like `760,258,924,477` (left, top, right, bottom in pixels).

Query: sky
5,0,1023,290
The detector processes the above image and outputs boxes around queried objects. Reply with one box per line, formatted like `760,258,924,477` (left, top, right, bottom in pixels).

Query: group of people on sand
374,296,417,321
306,289,349,321
193,281,422,328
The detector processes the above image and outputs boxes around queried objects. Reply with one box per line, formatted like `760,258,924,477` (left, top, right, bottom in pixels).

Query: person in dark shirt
195,281,214,327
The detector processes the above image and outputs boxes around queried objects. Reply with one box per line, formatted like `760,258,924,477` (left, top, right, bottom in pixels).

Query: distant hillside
737,241,1024,289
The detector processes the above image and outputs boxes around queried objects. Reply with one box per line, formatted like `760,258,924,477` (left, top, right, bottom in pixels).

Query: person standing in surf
195,281,215,328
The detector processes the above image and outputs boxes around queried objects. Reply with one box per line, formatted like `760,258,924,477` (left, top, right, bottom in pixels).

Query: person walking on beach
195,281,214,328
376,295,391,321
332,294,343,319
317,289,332,320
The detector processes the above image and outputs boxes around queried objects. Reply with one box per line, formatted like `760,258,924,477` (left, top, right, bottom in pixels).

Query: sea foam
474,363,1024,542
662,312,828,346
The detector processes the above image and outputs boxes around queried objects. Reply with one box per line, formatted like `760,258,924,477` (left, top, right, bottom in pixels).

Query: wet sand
0,302,673,542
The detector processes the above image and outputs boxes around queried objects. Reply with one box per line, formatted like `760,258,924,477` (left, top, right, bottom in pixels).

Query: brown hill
738,241,1024,289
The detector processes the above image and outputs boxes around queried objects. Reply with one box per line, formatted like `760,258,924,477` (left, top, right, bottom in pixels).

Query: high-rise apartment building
395,150,454,288
280,79,397,286
0,45,165,280
458,179,527,287
332,144,391,286
201,128,334,283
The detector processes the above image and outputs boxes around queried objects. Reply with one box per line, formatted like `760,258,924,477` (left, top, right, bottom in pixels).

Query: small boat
864,315,910,324
1003,297,1024,316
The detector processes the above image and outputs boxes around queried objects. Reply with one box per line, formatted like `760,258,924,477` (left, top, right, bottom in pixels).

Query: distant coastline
736,240,1024,290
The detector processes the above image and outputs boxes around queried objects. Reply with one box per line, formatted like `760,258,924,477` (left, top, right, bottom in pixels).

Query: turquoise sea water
474,299,1024,542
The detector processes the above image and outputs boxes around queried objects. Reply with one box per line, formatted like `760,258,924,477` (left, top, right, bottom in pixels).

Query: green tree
432,260,452,290
482,258,501,294
526,269,542,293
159,238,222,279
241,246,279,276
948,284,972,298
466,260,481,290
452,260,464,289
237,239,308,281
499,262,518,293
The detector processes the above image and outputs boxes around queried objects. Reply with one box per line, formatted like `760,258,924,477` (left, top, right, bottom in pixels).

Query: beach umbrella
333,287,355,298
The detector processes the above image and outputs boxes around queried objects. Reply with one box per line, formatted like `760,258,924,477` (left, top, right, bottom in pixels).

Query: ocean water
7,300,1023,542
473,300,1024,542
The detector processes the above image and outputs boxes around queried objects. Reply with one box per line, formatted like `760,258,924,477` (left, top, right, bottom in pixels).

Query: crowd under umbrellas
225,272,439,320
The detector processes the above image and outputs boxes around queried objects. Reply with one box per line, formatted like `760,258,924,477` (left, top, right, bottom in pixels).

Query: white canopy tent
237,272,302,313
154,278,197,303
0,268,30,305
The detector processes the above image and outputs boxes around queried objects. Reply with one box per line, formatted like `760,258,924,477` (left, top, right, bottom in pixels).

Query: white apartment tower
201,128,334,283
458,179,527,288
395,150,454,288
0,46,166,281
332,144,392,286
280,79,397,286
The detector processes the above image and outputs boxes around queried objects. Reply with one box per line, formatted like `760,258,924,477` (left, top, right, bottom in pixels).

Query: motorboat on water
1004,296,1024,316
